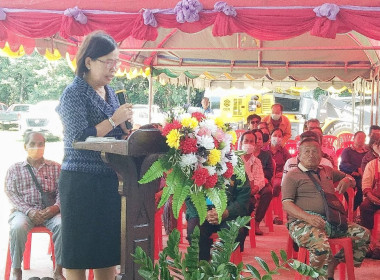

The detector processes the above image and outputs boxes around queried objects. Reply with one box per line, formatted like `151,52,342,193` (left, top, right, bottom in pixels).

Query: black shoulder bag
26,165,56,208
306,171,348,238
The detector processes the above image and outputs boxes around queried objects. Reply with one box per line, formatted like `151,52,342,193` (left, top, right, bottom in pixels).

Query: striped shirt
242,154,266,190
4,159,61,215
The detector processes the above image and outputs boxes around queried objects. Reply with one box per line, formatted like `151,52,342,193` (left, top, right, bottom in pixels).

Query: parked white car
22,100,63,140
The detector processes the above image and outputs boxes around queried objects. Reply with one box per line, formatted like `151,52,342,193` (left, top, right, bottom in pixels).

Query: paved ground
0,130,379,279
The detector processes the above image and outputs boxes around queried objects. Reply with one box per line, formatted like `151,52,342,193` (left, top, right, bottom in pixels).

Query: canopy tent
1,0,380,123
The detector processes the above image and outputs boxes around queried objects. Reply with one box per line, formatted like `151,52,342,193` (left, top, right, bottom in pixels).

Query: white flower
197,135,215,150
179,153,198,168
199,119,217,134
230,152,238,166
216,161,227,175
205,166,216,175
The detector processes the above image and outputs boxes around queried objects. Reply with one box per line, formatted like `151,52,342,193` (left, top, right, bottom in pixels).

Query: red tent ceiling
2,0,380,82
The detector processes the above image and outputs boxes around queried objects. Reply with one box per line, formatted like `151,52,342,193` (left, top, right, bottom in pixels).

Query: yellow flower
227,131,237,145
214,117,224,128
207,149,221,166
181,117,198,129
166,129,181,149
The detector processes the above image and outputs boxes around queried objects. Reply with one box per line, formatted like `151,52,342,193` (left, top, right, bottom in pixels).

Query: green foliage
112,76,205,112
0,52,74,105
190,192,208,224
138,158,168,184
133,216,320,280
206,187,228,223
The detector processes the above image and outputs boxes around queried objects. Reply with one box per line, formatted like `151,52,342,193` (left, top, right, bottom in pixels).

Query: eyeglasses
250,120,260,124
96,59,121,69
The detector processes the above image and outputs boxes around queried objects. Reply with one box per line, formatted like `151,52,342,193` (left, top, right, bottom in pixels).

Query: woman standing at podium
57,31,133,280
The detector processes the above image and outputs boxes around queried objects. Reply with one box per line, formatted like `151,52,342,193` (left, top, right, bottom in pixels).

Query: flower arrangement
139,112,245,223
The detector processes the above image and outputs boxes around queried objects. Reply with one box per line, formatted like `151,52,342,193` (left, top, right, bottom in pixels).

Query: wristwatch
108,117,117,129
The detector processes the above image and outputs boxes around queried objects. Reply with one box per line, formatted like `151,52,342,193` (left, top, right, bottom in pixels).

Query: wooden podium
74,129,168,279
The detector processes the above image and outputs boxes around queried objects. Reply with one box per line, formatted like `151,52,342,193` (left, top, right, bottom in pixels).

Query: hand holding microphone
114,82,133,130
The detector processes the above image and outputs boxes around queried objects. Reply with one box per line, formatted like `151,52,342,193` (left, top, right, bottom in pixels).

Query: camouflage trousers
288,220,370,280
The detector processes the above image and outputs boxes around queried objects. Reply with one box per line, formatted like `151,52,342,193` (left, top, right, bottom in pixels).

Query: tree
0,52,74,105
112,77,205,112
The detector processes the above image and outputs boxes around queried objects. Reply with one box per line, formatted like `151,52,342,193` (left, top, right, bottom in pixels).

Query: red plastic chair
339,141,354,150
322,135,338,150
249,211,256,248
337,133,354,148
210,233,242,264
4,226,55,280
285,140,298,157
293,237,355,280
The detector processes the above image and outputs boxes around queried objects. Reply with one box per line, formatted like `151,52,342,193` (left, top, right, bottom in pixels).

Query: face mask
27,147,44,160
271,136,282,146
241,144,255,154
263,133,270,143
271,114,281,121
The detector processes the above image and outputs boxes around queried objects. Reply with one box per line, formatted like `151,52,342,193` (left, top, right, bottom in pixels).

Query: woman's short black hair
240,130,257,143
76,31,118,77
251,128,264,138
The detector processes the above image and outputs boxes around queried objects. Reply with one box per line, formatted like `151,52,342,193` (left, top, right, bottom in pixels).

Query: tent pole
148,68,153,124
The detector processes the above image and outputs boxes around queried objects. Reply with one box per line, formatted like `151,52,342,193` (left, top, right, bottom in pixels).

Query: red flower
162,120,182,136
223,162,234,179
180,137,198,154
192,167,209,186
191,112,206,122
214,138,220,149
204,173,218,189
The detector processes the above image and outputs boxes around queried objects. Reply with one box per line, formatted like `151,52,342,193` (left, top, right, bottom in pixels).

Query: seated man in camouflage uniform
282,138,370,280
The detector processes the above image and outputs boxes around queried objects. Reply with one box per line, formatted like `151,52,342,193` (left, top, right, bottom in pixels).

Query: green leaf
246,264,261,279
262,275,272,280
157,186,173,209
255,257,270,273
190,191,208,224
164,229,180,259
271,251,280,267
184,226,200,275
280,249,288,262
166,165,185,189
138,158,167,184
233,157,247,185
206,188,227,223
172,184,190,219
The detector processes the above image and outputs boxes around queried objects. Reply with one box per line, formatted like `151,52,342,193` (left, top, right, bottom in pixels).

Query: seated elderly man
282,138,370,280
4,132,64,280
186,174,250,261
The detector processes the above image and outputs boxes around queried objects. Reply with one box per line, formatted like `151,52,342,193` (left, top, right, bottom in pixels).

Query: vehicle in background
0,102,7,111
132,104,166,127
21,100,63,140
218,91,372,137
0,104,32,130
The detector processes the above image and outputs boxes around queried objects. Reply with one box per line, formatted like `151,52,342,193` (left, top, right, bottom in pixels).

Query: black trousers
186,217,247,261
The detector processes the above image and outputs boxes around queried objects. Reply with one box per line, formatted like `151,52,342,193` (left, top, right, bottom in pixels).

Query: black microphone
115,82,133,130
